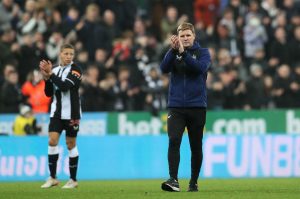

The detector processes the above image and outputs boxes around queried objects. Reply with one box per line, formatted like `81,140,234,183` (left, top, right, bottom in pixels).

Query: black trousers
167,107,206,182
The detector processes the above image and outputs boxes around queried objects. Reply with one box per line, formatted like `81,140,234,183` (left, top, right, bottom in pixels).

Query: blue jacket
160,42,211,108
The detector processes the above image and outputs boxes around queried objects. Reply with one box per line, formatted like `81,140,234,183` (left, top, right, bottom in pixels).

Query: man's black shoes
161,178,199,192
161,178,180,192
187,182,198,192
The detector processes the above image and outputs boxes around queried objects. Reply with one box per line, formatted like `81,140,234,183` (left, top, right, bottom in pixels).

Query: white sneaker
62,179,78,189
41,177,59,188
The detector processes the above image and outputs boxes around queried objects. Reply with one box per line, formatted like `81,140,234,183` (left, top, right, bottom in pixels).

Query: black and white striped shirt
44,62,82,120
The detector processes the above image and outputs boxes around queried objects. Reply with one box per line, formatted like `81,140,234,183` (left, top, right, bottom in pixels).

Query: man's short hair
177,22,195,34
60,44,75,52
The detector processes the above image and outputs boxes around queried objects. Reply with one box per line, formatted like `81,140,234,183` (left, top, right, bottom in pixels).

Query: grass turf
0,178,299,199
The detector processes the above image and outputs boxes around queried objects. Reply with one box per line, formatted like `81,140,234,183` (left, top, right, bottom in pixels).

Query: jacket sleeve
183,48,211,73
44,80,54,97
160,49,176,73
50,64,82,92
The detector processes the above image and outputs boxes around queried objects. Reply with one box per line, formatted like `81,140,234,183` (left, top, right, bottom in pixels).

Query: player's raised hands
39,60,52,80
39,60,53,73
170,35,179,50
178,38,184,54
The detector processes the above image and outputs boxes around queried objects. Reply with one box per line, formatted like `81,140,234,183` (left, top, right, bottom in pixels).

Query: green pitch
1,178,299,199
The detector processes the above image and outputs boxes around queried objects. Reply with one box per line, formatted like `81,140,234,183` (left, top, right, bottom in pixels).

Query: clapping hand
170,35,179,50
39,60,52,80
170,35,184,53
178,39,184,54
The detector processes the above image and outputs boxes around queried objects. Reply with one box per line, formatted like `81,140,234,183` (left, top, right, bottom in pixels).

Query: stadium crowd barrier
1,109,300,136
0,109,300,136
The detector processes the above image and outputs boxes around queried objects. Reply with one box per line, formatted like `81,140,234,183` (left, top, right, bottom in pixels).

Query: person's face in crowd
275,13,286,27
249,1,259,12
21,12,31,23
7,71,18,84
219,71,233,86
122,36,133,48
87,66,99,80
134,19,145,35
264,76,273,88
284,0,293,7
60,48,75,66
2,29,15,43
2,0,13,7
95,49,107,62
106,73,117,86
103,10,115,26
231,0,241,7
24,110,33,118
217,24,229,38
75,41,83,51
294,26,300,40
277,64,290,78
178,29,195,48
22,34,33,46
25,0,36,13
34,32,43,42
68,7,79,21
254,49,265,60
291,15,300,26
295,66,300,75
223,10,233,20
86,4,99,22
250,65,263,78
3,64,16,77
266,0,276,7
166,6,178,22
218,49,231,66
275,27,286,42
52,32,63,42
33,70,43,84
149,68,159,79
77,51,88,63
118,69,130,81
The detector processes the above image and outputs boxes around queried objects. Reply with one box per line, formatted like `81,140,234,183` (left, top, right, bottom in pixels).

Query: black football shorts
49,117,79,137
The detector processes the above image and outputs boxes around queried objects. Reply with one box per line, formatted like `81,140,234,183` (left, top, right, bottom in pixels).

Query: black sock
69,156,79,181
48,154,59,178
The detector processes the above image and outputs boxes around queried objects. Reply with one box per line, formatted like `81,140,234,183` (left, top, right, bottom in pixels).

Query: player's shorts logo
73,125,79,131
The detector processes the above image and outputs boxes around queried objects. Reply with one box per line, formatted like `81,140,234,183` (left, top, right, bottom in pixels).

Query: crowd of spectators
0,0,300,115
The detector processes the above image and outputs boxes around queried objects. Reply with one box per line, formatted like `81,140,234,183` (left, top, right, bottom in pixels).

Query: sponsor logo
118,114,162,135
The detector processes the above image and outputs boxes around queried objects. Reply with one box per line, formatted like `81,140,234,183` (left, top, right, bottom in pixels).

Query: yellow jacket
13,115,36,136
